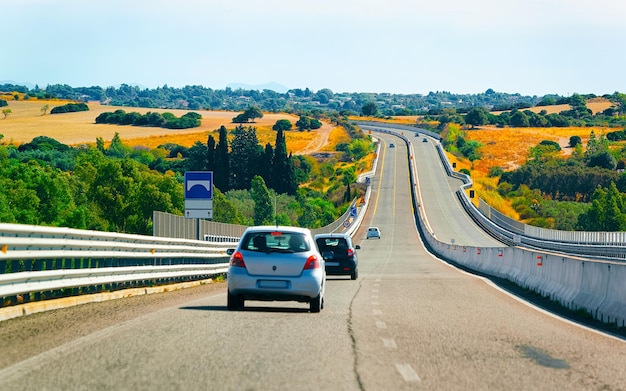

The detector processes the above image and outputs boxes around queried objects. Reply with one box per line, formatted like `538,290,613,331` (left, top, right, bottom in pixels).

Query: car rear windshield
241,231,310,253
316,237,349,252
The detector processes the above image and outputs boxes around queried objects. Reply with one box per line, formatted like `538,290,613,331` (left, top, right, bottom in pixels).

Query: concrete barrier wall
421,222,626,327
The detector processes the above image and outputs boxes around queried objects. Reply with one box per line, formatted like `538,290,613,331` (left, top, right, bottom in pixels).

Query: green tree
243,106,264,122
361,101,378,116
271,128,298,195
2,108,11,118
206,135,216,173
510,110,529,127
295,116,311,131
106,132,131,158
251,175,273,225
229,125,263,190
214,126,230,191
569,135,582,147
588,151,617,170
259,143,274,188
465,107,488,128
186,141,208,171
273,119,293,131
342,166,357,202
578,182,626,231
213,187,245,224
232,113,249,123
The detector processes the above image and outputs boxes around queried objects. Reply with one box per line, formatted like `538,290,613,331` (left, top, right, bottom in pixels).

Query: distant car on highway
366,226,381,239
389,143,395,148
315,233,360,280
227,226,326,312
422,137,428,142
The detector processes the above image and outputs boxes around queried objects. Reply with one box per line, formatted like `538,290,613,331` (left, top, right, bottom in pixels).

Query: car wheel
310,293,322,313
227,291,243,310
351,269,358,280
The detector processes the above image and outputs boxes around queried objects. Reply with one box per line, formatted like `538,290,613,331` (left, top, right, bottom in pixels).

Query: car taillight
230,251,246,268
303,255,320,270
347,248,354,257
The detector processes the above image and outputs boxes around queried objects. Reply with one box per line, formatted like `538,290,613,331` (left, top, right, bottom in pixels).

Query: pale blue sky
4,0,625,96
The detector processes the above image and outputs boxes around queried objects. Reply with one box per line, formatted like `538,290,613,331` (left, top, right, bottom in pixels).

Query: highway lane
411,134,503,247
1,132,626,390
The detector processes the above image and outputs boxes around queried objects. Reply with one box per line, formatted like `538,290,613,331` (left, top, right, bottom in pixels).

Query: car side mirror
226,248,235,255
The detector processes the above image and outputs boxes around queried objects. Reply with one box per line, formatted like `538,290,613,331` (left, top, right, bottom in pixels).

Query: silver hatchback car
227,226,326,312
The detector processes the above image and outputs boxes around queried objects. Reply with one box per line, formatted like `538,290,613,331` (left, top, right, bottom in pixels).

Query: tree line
10,82,625,119
448,93,626,129
95,110,202,129
50,102,89,114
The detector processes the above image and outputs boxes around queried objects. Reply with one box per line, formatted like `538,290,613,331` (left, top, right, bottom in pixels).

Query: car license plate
258,280,289,289
325,262,340,267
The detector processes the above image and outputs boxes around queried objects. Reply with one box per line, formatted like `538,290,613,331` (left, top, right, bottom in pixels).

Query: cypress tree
260,143,274,189
214,126,230,191
206,135,216,173
271,128,297,195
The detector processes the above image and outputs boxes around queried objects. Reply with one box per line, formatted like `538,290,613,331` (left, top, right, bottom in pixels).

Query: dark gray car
314,233,359,280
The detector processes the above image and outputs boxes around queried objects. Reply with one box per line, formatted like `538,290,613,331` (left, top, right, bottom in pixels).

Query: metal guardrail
0,264,229,298
0,223,236,303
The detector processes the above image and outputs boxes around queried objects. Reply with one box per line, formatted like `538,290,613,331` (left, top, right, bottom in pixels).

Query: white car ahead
366,226,381,239
227,226,326,312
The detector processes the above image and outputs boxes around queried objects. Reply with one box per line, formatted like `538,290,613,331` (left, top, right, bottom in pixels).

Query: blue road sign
349,206,357,217
185,171,213,199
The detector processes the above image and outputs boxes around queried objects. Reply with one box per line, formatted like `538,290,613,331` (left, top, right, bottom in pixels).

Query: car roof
314,232,351,239
243,225,312,235
368,226,379,230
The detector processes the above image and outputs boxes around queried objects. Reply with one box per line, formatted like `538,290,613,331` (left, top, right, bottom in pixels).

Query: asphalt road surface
1,132,625,390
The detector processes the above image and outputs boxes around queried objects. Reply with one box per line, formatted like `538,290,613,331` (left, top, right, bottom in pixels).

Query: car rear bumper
228,267,323,300
325,259,357,275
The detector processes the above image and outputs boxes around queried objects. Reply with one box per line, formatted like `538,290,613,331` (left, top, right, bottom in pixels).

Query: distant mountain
0,80,36,89
226,82,289,93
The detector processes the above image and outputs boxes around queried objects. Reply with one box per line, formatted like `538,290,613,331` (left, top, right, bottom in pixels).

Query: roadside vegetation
3,82,626,233
0,111,373,234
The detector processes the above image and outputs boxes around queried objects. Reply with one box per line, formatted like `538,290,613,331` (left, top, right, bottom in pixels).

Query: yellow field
464,126,606,174
0,100,303,147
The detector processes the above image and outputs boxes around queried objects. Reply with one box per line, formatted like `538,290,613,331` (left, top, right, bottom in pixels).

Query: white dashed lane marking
383,338,397,349
396,364,421,383
375,321,387,329
372,309,382,315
